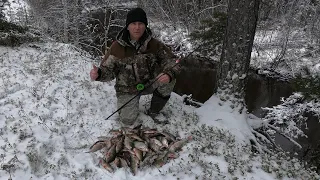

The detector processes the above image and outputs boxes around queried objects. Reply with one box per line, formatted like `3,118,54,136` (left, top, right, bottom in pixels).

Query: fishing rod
105,44,202,120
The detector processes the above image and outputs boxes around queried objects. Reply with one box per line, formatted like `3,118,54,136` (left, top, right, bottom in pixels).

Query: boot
147,90,170,124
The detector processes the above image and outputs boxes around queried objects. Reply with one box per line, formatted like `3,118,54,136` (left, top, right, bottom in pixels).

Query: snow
232,74,238,80
3,0,29,22
0,42,319,179
149,22,193,55
197,95,254,146
263,93,320,139
239,74,247,79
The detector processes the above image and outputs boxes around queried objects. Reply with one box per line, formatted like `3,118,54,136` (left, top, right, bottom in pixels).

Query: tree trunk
217,0,260,110
62,0,69,43
23,3,28,26
73,0,82,46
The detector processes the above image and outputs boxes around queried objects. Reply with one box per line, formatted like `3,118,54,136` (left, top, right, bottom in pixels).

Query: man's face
127,22,146,41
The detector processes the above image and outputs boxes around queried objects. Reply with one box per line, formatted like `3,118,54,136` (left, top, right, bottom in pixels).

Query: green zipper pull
136,83,144,91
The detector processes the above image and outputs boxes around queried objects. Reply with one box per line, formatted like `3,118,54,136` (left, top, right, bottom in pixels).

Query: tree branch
267,124,302,149
195,5,227,15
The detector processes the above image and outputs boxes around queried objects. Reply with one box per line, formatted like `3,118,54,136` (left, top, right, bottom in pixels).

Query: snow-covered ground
0,43,319,179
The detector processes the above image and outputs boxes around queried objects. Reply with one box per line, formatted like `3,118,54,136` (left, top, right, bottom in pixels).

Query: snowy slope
0,43,319,180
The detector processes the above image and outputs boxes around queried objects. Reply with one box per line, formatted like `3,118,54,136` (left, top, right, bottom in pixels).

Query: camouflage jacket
96,27,181,94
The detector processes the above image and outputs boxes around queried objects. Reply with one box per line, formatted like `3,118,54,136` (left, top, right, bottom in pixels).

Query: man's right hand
90,64,99,81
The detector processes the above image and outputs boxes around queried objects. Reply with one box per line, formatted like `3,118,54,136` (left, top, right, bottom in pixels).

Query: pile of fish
88,124,192,175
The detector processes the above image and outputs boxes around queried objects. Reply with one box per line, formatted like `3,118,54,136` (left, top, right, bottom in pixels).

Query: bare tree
61,0,69,43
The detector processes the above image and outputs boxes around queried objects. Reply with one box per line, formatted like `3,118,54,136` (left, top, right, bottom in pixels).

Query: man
90,8,181,126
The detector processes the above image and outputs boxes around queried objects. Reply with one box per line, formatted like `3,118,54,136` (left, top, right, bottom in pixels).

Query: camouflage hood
116,27,153,52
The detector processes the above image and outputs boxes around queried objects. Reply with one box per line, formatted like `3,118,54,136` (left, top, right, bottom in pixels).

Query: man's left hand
156,73,170,84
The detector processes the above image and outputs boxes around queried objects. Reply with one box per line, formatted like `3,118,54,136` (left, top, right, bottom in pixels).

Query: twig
0,135,13,149
78,42,103,56
196,5,227,15
257,128,280,150
38,116,53,133
251,129,272,144
182,95,203,107
249,138,262,153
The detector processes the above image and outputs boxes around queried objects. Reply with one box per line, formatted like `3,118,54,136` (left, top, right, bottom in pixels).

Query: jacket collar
116,27,152,52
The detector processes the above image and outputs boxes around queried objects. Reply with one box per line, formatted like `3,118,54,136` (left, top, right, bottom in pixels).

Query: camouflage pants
117,80,176,126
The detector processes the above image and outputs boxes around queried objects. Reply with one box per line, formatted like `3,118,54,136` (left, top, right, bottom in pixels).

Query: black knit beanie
126,8,148,27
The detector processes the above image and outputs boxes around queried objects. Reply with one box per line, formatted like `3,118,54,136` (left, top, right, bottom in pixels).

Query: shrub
0,19,28,33
293,73,320,99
